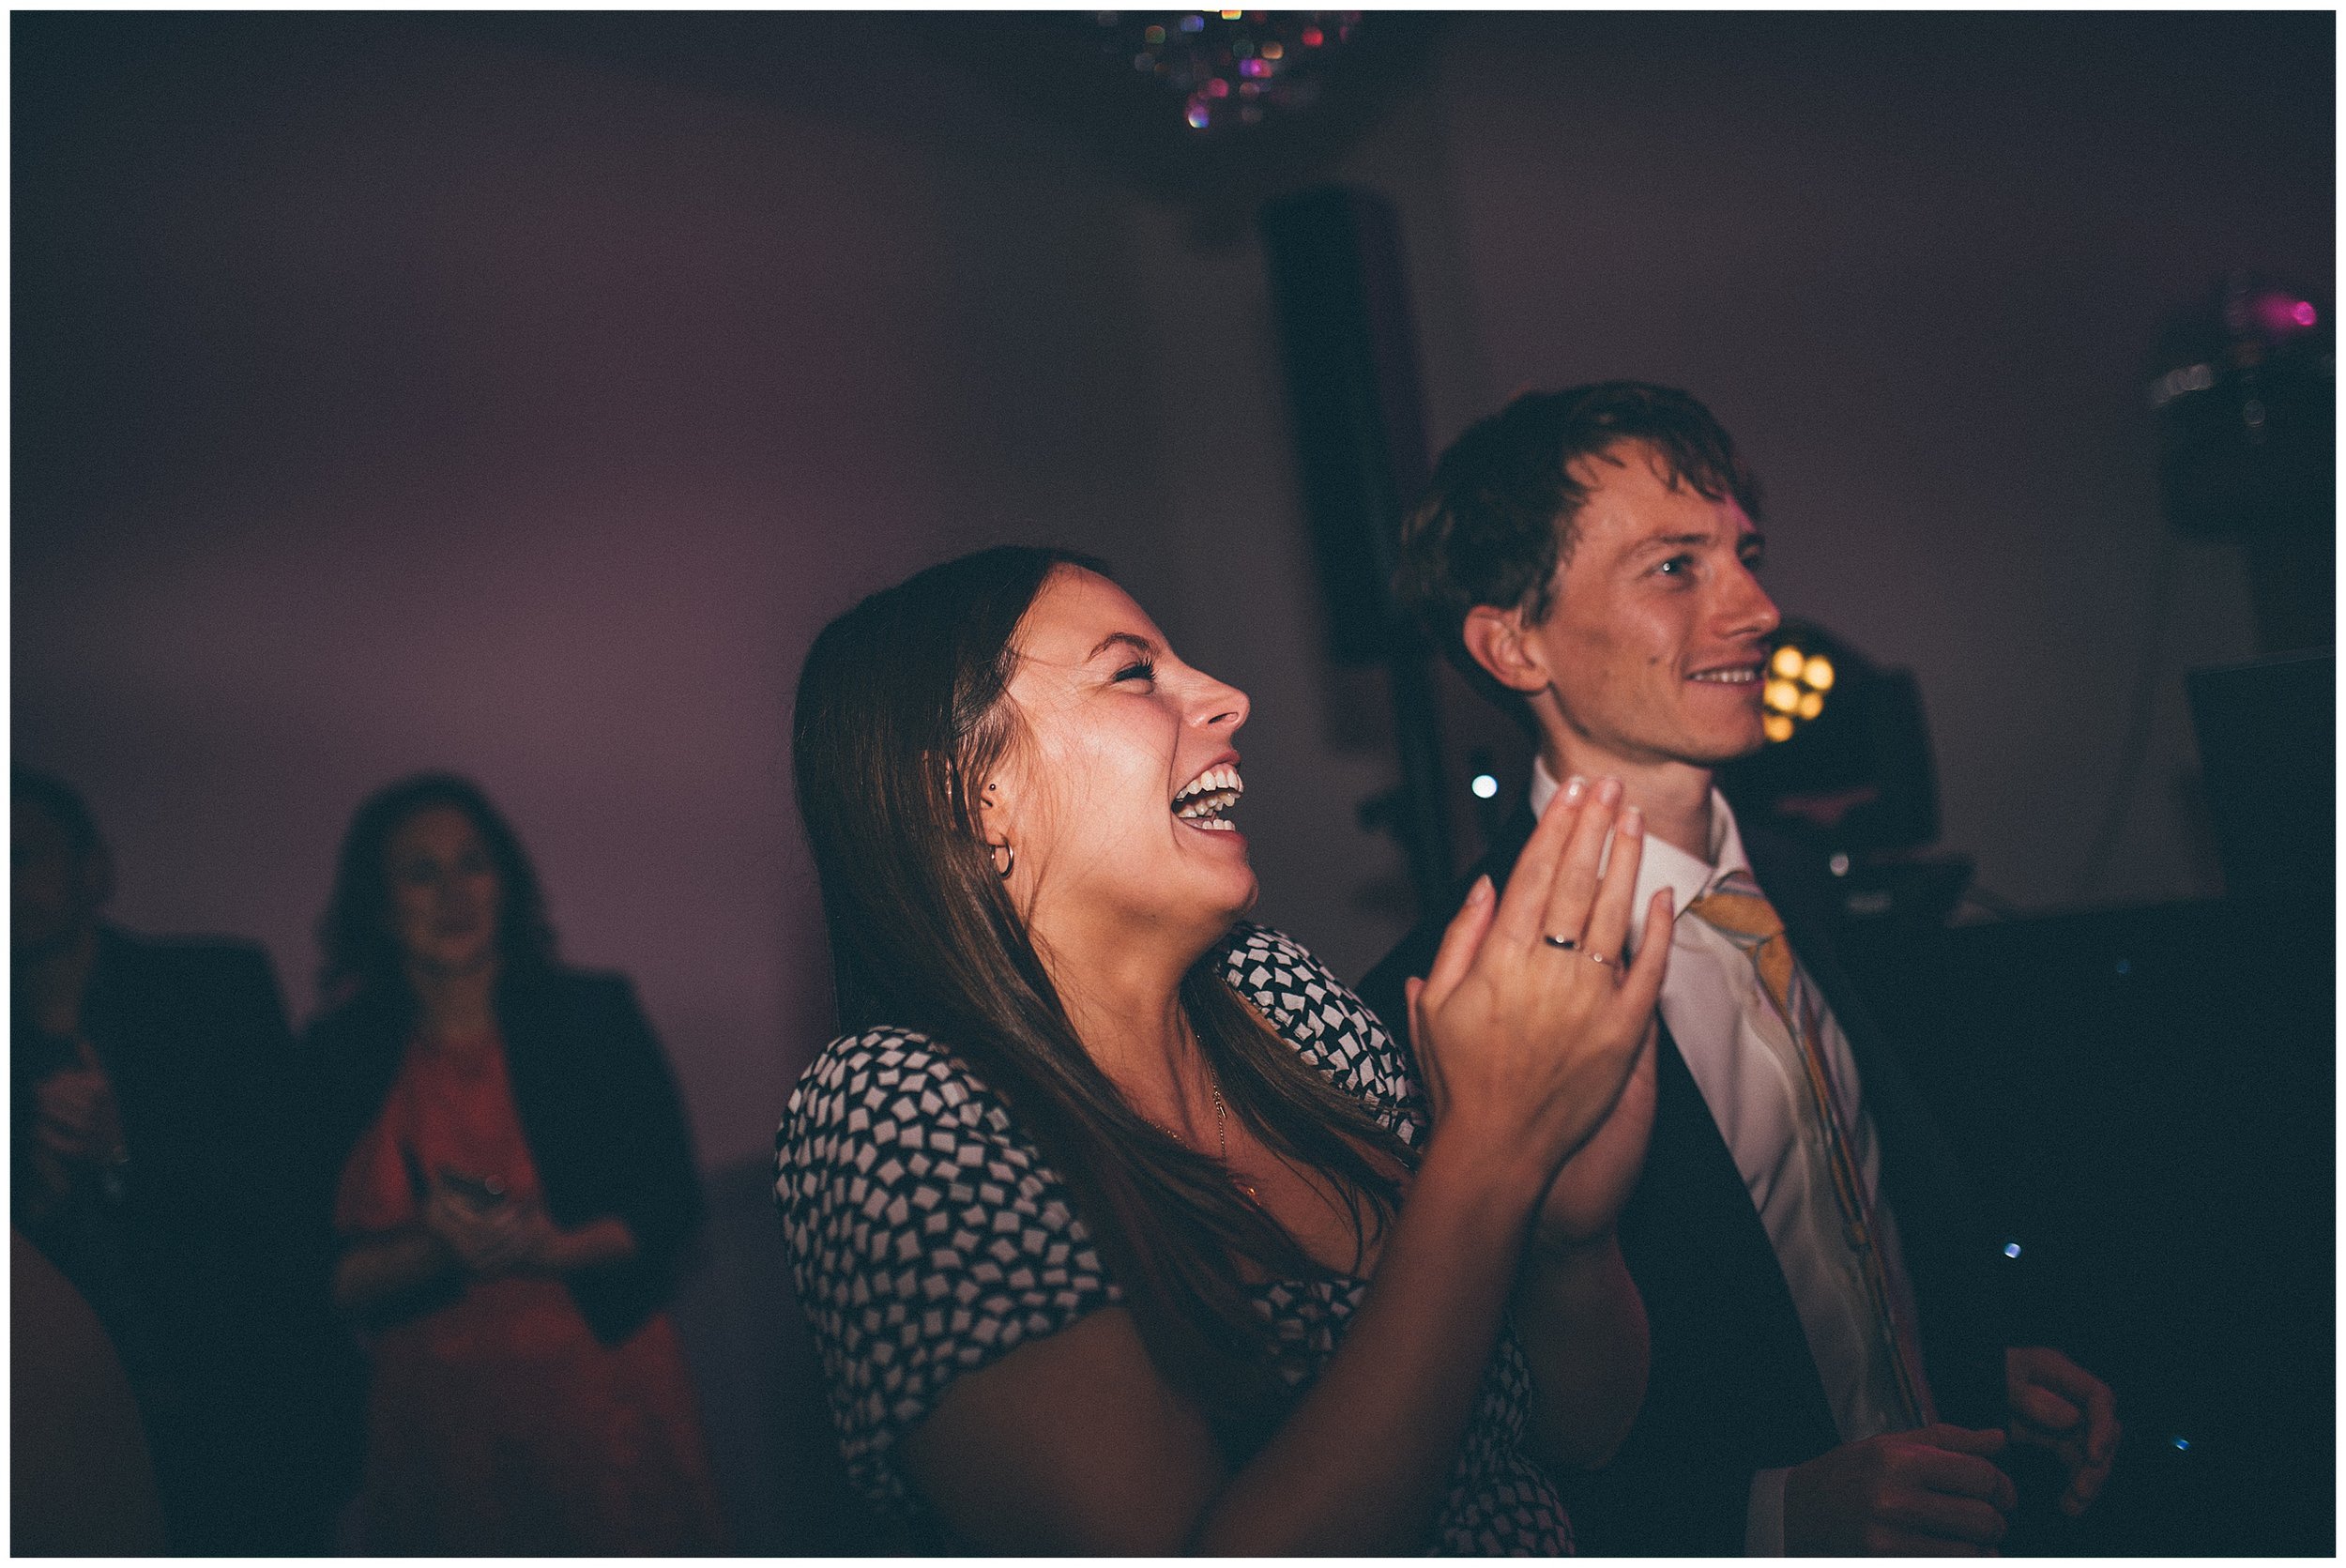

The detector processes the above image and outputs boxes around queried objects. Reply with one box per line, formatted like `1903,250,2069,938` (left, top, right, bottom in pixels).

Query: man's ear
1461,605,1552,695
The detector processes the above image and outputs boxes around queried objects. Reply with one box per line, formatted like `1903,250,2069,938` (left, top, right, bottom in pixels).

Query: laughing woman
776,547,1675,1554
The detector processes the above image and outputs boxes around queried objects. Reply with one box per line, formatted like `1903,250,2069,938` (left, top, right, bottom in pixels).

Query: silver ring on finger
1541,933,1580,951
1584,951,1613,967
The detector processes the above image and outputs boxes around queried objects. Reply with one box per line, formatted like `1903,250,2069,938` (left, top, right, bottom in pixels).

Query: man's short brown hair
1395,380,1762,720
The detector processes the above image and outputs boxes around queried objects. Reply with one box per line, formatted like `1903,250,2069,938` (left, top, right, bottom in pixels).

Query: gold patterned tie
1687,870,1937,1428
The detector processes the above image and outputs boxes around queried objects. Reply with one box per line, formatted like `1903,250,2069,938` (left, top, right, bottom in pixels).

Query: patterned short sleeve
773,1029,1120,1516
1217,923,1428,1149
775,927,1435,1532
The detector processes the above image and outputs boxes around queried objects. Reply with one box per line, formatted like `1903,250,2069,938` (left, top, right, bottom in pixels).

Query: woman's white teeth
1691,668,1759,683
1173,765,1243,823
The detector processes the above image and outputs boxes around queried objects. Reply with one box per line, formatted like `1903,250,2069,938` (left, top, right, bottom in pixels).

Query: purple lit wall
16,12,2328,1548
17,21,1196,1175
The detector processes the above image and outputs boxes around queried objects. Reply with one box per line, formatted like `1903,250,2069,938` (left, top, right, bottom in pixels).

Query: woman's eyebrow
1087,631,1159,662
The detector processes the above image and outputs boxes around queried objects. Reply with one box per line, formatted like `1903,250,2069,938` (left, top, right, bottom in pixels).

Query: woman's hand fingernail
1467,873,1493,906
1562,775,1587,805
1621,806,1642,836
1597,775,1623,804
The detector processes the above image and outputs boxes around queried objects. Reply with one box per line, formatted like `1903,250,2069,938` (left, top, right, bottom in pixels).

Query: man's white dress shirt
1529,760,1926,1554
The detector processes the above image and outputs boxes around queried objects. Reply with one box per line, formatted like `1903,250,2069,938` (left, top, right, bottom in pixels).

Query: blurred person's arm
331,1227,454,1315
12,1228,167,1555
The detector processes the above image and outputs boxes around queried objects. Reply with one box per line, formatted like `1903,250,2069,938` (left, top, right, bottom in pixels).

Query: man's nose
1721,562,1780,641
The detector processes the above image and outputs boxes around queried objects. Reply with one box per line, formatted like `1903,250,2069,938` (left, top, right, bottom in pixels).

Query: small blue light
2171,1436,2191,1452
1470,773,1499,800
1180,12,1205,30
2113,958,2133,976
2002,1241,2022,1259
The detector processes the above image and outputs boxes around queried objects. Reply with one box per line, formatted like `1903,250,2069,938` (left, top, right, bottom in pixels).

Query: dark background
15,11,2332,1550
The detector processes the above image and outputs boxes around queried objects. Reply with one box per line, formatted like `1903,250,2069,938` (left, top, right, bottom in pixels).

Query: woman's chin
1162,860,1259,949
1209,864,1261,925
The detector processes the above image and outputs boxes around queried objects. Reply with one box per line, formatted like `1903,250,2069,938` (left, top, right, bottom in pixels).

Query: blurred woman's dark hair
318,773,557,1011
791,545,1412,1457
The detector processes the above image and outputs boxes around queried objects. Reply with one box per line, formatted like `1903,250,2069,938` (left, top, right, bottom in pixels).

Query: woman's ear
1461,605,1552,695
975,778,1008,847
975,777,1021,881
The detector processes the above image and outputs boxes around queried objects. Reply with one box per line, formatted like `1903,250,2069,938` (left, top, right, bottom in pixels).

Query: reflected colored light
1206,76,1229,97
1241,57,1270,78
1804,656,1835,691
1796,690,1824,720
1180,13,1206,31
1301,25,1323,45
1772,645,1805,678
1470,773,1499,800
1261,40,1283,58
1765,679,1801,712
1144,23,1165,44
2254,292,2319,336
1763,713,1795,742
2003,1241,2022,1259
1186,101,1211,129
1221,8,1242,17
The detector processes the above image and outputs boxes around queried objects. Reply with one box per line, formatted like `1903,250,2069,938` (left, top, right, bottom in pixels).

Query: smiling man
1359,383,2119,1555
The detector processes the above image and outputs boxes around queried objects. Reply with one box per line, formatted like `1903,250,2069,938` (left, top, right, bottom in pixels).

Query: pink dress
335,1030,725,1554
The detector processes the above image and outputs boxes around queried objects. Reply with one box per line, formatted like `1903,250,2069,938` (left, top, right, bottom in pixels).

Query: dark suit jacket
13,927,319,1355
12,925,356,1549
1358,804,2008,1555
309,964,705,1345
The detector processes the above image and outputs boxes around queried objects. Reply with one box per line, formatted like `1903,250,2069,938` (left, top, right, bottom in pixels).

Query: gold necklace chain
1153,1066,1259,1203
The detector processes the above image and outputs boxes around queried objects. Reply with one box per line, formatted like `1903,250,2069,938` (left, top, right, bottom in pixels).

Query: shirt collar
1526,757,1749,953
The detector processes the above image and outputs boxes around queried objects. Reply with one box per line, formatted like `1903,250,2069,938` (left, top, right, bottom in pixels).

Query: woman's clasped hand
1405,773,1673,1223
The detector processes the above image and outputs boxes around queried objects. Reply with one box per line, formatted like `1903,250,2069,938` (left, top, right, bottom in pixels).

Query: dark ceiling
14,11,1450,215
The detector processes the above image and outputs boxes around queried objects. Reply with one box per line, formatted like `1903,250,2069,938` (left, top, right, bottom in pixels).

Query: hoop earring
991,843,1014,879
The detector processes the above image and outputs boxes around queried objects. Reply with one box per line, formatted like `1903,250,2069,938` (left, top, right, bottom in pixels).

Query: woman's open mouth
1171,764,1243,832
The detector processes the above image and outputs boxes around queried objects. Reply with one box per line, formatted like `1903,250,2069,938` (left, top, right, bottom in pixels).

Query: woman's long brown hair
791,546,1414,1457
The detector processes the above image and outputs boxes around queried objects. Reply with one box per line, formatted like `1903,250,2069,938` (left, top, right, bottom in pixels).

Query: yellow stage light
1773,645,1806,678
1763,713,1795,742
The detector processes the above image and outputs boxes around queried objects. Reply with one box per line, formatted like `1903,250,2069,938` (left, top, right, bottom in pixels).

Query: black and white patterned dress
773,924,1575,1554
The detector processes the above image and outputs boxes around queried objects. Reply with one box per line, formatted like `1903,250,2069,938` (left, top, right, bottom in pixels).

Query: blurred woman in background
776,547,1672,1552
311,773,723,1553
